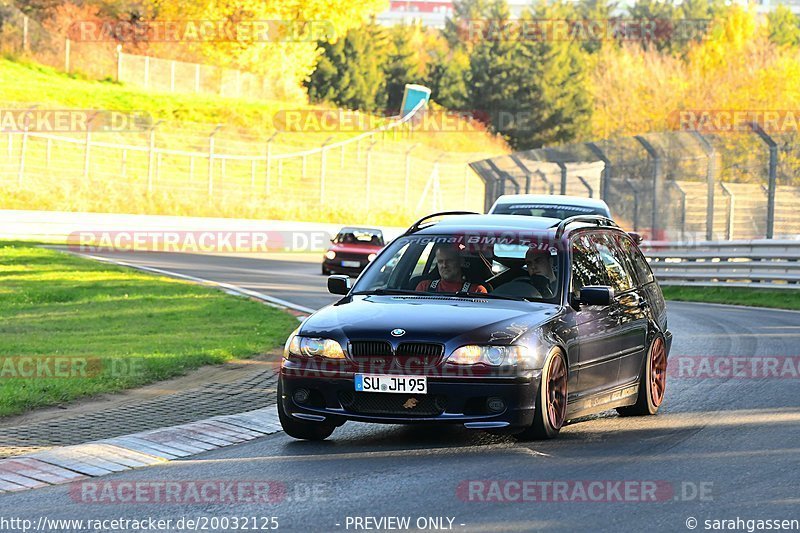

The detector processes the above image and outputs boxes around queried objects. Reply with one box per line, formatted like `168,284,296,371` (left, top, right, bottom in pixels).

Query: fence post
669,181,687,242
749,122,778,239
365,140,377,214
691,131,716,241
64,38,70,72
116,45,123,81
207,124,222,198
720,182,734,240
320,136,332,202
265,132,277,196
634,135,664,239
404,144,418,206
83,113,97,181
22,16,29,52
147,120,162,194
586,142,612,202
17,131,26,187
624,178,640,231
557,162,568,195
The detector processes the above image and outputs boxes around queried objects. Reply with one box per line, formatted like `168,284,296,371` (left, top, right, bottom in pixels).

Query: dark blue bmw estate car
278,213,672,440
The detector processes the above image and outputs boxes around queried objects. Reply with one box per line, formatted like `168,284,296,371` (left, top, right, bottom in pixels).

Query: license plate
355,374,427,394
341,260,361,268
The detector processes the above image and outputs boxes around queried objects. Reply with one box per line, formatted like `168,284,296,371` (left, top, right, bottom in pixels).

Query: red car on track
322,227,385,276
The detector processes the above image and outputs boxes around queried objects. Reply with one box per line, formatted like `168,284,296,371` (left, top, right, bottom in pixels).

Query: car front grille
348,341,444,368
396,342,444,360
350,341,393,358
338,391,446,417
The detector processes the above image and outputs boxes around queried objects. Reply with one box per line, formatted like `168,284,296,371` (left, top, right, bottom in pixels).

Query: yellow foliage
590,6,800,139
148,0,388,102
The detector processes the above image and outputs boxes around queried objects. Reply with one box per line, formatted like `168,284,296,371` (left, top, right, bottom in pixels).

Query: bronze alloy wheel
650,336,667,407
546,352,568,429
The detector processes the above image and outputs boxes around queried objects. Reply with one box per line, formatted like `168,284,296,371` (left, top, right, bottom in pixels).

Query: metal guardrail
641,239,800,289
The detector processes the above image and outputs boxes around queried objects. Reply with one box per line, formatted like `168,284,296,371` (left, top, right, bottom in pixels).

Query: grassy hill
0,57,508,225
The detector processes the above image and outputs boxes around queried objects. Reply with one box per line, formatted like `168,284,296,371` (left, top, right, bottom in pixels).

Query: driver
523,246,557,298
415,246,487,294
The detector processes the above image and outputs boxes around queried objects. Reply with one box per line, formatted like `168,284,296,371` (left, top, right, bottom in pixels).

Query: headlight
325,250,336,260
447,345,530,366
367,253,377,262
286,335,345,359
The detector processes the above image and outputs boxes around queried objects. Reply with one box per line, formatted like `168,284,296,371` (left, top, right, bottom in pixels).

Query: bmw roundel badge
391,328,406,337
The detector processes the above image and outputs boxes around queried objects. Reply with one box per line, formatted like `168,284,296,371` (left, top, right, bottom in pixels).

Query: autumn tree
148,0,388,101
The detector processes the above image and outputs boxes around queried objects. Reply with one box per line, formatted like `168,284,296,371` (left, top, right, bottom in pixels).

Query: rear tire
515,349,568,441
277,380,336,441
617,335,667,417
321,265,331,275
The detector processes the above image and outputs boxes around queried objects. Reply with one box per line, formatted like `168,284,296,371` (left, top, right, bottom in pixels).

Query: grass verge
662,285,800,311
0,242,299,417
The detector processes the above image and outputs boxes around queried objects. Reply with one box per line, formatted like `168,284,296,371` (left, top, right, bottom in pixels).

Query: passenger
415,246,488,294
524,246,557,298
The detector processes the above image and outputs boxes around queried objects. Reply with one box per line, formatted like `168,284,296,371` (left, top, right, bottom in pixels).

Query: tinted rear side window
570,234,607,296
594,233,636,293
616,234,655,285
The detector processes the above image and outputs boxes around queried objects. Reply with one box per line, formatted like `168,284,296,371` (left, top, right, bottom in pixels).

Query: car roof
411,214,621,239
491,194,610,209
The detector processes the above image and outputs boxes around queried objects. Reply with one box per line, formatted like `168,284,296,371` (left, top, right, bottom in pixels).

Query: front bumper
322,259,367,275
279,365,540,431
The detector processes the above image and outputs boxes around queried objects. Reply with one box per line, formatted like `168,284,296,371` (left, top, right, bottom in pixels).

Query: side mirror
579,286,615,306
327,275,352,295
628,232,643,246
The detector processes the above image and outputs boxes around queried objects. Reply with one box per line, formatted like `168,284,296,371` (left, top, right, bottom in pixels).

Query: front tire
277,380,336,441
617,335,667,417
321,265,331,275
515,349,568,441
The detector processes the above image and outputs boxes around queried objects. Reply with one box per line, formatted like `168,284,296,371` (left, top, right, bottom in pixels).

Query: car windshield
333,229,384,246
353,233,562,303
492,203,606,219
